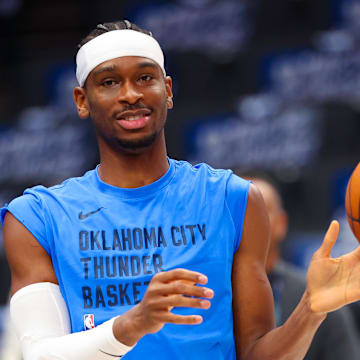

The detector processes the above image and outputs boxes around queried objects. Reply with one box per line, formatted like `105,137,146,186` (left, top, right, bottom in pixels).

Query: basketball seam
348,176,356,233
348,214,360,223
358,189,360,223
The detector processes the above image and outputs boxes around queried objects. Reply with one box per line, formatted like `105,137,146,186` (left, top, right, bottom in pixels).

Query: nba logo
84,314,95,330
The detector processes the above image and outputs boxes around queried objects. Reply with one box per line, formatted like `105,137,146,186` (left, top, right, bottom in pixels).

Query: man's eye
102,79,117,87
140,75,153,82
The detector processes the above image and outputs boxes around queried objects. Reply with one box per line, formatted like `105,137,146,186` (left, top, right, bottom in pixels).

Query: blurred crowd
1,0,360,358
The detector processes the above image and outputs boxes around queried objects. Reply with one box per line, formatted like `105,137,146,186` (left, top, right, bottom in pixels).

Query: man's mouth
120,114,148,121
116,110,152,130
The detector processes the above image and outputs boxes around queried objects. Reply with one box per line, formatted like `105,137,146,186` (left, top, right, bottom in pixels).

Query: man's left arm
232,183,326,360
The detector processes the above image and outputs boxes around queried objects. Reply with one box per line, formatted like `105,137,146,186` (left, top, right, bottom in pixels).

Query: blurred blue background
1,0,360,353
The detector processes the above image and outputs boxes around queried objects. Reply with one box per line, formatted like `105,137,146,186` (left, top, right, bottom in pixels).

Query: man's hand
113,268,214,345
307,220,360,313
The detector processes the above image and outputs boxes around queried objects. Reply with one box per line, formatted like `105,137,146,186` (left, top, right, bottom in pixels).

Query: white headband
76,29,166,87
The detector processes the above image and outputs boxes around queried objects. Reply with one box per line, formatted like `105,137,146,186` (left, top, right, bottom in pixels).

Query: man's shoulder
172,160,250,207
173,158,238,182
4,168,96,215
49,169,96,193
27,168,96,198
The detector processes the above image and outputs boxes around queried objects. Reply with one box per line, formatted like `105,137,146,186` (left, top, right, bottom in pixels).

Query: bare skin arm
4,212,58,294
232,184,326,360
4,212,214,347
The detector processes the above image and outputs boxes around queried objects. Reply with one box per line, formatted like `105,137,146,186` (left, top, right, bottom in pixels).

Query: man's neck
97,136,169,189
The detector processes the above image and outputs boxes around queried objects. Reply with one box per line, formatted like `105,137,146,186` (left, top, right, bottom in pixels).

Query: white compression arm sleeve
10,282,135,360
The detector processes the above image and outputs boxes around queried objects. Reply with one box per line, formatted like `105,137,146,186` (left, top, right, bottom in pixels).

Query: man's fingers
160,281,214,299
146,281,214,300
157,294,211,310
160,313,203,325
154,268,208,285
317,220,340,258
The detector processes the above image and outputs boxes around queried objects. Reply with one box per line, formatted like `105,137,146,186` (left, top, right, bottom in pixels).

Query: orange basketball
345,162,360,242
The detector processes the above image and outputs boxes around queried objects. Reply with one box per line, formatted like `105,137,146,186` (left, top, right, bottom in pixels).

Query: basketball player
2,20,360,360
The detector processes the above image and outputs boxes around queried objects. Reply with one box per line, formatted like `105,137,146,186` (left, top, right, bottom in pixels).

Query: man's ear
73,87,90,119
165,76,173,109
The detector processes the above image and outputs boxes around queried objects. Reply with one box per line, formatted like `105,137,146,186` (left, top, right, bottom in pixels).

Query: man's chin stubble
115,131,159,152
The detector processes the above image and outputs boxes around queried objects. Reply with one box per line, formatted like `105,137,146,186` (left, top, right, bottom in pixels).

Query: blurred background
1,0,360,354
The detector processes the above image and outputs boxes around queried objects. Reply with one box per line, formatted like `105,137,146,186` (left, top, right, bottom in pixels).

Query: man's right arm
4,212,214,359
4,212,58,294
4,212,131,360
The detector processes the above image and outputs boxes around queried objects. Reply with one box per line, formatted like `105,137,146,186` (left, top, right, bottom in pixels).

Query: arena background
1,0,360,341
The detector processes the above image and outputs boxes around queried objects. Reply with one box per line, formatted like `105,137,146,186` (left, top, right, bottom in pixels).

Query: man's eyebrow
92,61,160,77
137,61,160,70
92,65,116,77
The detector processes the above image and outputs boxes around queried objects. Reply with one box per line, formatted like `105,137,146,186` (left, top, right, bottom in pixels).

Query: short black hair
76,20,152,53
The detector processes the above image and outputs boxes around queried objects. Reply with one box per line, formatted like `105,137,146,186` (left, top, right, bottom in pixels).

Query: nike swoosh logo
78,207,104,220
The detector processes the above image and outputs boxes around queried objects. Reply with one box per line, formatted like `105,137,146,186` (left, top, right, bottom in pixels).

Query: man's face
74,56,173,153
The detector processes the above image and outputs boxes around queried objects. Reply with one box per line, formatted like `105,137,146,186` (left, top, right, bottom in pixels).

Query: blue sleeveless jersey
1,159,250,359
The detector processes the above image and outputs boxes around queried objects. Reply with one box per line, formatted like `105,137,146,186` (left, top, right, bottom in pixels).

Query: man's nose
117,81,143,104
